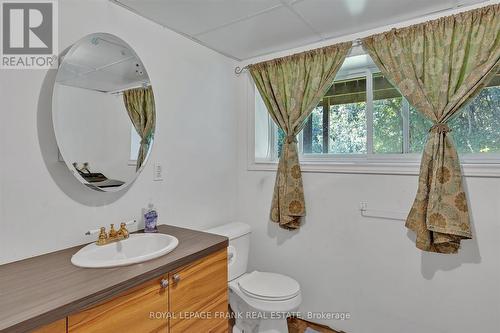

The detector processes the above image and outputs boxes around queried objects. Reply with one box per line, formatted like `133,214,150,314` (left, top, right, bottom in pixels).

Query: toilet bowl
229,271,302,333
207,223,302,333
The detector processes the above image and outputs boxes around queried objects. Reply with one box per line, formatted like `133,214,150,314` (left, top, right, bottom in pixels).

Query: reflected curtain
123,86,156,170
249,42,351,229
362,4,500,253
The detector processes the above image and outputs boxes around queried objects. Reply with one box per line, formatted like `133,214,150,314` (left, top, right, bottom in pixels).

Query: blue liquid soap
144,204,158,233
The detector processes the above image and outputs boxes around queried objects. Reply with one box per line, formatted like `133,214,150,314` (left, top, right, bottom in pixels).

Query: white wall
235,4,500,333
0,0,238,264
236,169,500,333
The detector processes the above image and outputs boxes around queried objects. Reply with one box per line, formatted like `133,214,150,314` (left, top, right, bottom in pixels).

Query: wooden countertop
0,225,228,333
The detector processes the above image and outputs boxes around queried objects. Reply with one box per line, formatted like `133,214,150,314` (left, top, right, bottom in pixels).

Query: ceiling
57,34,149,93
112,0,489,61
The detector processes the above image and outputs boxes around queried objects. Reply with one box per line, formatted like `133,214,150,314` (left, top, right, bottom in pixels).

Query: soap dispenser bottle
143,203,158,233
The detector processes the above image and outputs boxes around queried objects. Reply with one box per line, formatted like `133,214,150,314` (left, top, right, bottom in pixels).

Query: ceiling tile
118,0,283,35
293,0,460,39
112,0,492,60
196,6,322,60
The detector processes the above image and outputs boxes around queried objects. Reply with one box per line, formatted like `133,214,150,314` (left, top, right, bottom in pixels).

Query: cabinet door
169,249,228,333
31,319,66,333
68,275,169,333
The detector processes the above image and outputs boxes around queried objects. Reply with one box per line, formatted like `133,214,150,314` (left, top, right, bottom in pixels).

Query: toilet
207,222,302,333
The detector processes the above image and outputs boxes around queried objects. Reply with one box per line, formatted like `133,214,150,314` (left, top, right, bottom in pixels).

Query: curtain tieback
140,138,149,145
286,135,298,144
429,123,451,134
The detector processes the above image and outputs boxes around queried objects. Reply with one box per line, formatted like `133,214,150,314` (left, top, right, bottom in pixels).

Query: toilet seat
237,271,300,301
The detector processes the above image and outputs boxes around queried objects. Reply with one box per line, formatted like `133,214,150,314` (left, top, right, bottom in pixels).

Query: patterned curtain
249,42,351,229
362,4,500,253
123,86,156,170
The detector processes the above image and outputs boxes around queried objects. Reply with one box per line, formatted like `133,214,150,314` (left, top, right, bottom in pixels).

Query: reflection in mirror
53,33,155,192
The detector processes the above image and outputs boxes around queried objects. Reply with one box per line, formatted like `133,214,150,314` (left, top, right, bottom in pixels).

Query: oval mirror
53,33,155,192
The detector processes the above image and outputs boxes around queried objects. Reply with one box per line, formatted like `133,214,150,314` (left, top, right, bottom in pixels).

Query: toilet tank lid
206,222,251,240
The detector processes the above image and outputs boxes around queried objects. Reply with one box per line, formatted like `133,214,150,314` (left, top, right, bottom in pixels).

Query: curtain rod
234,39,362,75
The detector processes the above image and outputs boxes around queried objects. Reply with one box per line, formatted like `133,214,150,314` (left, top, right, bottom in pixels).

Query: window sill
249,159,500,177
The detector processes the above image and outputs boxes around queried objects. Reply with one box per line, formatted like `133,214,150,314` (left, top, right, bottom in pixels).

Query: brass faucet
96,223,130,246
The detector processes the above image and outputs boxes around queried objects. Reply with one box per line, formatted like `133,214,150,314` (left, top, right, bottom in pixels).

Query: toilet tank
206,222,251,281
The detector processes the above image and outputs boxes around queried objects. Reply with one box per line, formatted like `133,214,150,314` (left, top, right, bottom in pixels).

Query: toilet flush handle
227,245,235,263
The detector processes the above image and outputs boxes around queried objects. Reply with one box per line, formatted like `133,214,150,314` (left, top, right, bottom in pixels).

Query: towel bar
359,204,407,221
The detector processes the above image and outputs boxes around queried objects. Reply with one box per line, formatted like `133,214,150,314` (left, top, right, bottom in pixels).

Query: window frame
128,125,140,166
247,68,500,177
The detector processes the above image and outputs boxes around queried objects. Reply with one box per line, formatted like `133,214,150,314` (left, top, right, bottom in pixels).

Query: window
449,84,500,154
253,53,500,174
372,72,404,154
130,126,141,162
304,75,367,154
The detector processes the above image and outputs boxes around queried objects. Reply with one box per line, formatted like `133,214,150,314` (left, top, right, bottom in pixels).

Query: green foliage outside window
450,87,500,153
329,102,366,153
309,107,324,154
409,106,432,153
274,75,499,158
373,97,403,153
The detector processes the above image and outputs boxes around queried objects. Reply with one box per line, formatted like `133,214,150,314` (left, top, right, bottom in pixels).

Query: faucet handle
123,220,137,228
85,227,102,236
96,227,108,245
109,224,117,238
119,222,130,239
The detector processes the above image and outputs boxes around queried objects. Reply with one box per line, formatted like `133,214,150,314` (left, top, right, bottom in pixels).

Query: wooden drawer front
169,249,228,333
31,319,66,333
68,275,169,333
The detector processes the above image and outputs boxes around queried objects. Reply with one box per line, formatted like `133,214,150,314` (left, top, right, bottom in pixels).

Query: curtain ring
429,123,451,134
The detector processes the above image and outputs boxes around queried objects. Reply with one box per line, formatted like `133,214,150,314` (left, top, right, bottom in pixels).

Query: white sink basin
71,234,179,268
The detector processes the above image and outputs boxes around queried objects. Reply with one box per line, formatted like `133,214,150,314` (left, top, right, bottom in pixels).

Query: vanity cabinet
1,225,228,333
68,274,169,333
169,249,228,333
44,249,228,333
